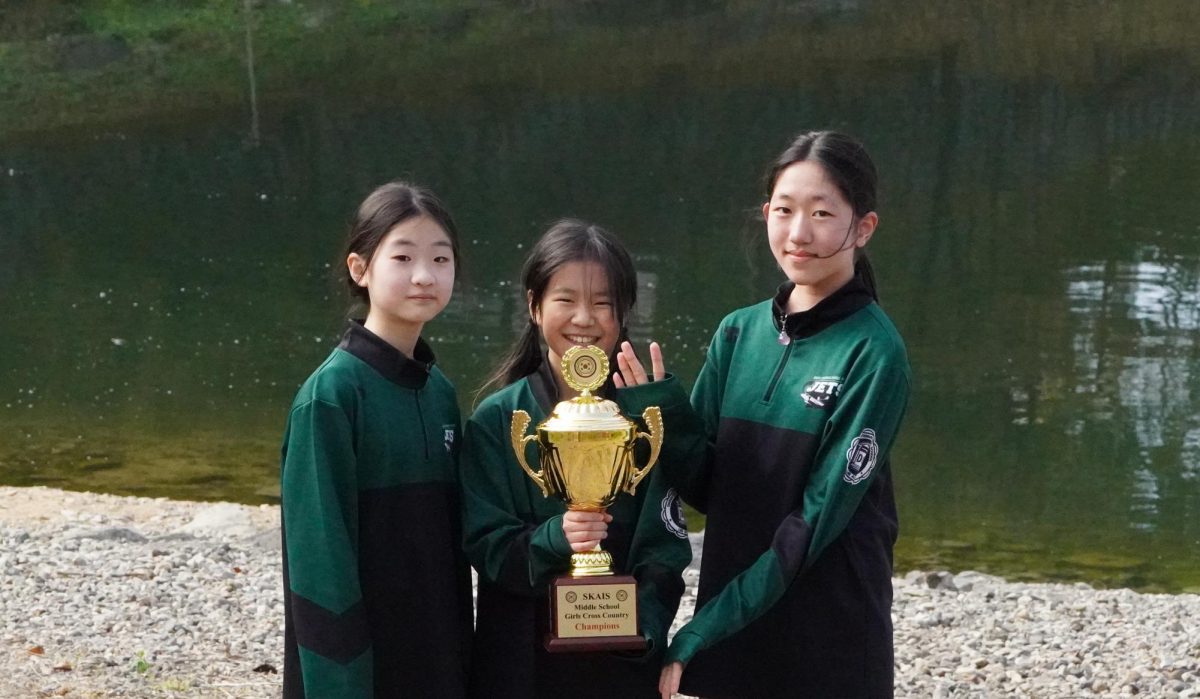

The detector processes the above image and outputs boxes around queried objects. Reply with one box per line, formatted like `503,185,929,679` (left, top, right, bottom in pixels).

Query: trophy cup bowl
509,345,663,651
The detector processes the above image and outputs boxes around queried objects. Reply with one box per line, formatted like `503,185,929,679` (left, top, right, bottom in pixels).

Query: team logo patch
801,376,842,409
442,425,456,454
660,489,688,539
843,428,879,484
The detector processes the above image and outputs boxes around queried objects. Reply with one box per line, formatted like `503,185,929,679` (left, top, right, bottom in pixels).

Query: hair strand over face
765,130,882,300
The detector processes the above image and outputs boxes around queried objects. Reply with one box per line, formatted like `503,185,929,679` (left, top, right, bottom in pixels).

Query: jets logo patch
843,428,879,484
801,376,842,409
443,425,456,454
660,489,688,539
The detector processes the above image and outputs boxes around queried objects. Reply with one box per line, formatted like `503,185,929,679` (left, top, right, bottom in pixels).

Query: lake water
2,1,1198,591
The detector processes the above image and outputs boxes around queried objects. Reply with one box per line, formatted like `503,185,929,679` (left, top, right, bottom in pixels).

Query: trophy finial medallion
561,345,608,395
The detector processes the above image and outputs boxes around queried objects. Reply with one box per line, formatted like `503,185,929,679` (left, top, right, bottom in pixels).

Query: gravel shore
2,486,1197,698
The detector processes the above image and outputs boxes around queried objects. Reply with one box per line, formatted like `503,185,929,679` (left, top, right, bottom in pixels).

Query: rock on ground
2,486,1198,698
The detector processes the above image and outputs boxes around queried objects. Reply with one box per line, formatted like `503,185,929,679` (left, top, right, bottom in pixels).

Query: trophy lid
543,395,632,432
540,346,633,432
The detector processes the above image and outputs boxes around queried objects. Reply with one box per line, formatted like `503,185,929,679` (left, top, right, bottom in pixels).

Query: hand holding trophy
510,345,663,652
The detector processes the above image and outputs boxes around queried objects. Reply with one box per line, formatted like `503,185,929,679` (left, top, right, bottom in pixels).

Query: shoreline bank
3,2,1197,142
2,486,1197,698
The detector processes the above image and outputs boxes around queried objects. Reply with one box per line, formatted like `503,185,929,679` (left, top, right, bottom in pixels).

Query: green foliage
1,0,1198,141
132,649,151,675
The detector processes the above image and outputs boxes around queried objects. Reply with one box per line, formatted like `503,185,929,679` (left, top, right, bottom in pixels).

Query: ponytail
854,251,879,302
474,320,635,407
474,321,543,407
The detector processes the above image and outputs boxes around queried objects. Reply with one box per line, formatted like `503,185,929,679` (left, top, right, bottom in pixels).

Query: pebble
2,486,1199,698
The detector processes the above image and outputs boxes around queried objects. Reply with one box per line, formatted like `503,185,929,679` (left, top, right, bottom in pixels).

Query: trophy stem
566,504,613,576
570,546,614,577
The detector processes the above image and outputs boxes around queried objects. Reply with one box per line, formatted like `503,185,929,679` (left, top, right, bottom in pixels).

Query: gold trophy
510,345,663,652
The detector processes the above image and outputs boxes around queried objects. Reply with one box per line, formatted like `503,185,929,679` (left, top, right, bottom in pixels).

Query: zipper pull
777,329,790,346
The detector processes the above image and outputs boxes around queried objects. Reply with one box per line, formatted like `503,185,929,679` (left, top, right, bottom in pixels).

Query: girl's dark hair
343,181,462,304
477,219,637,400
766,131,880,300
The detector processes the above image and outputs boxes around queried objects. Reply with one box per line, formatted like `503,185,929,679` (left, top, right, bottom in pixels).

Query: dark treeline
1,0,1197,139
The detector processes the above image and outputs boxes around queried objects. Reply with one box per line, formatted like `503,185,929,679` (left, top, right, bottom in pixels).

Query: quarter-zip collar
527,354,616,414
338,319,435,389
771,277,874,341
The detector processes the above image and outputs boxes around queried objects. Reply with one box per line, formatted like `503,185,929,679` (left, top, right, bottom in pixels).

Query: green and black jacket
662,278,911,698
281,321,472,699
459,360,693,699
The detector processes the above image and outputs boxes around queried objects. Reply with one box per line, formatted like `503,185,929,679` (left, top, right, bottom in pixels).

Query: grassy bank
1,0,1197,142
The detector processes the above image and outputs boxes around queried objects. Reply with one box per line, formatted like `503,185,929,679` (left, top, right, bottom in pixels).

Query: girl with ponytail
474,219,639,400
651,131,912,698
460,219,692,698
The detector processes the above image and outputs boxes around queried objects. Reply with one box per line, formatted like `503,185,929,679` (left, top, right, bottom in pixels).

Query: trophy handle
627,406,663,494
511,410,550,497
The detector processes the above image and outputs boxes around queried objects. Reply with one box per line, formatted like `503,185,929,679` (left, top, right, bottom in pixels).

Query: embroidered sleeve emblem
843,428,879,484
660,488,688,539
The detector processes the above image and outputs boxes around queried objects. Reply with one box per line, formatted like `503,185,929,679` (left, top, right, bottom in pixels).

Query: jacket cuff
617,373,689,414
665,628,705,665
533,514,573,559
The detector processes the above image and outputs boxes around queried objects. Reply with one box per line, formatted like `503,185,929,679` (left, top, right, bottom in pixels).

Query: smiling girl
460,219,692,698
280,182,472,698
655,131,912,698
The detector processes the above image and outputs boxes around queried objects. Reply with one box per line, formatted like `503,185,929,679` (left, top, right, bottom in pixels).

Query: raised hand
613,340,665,388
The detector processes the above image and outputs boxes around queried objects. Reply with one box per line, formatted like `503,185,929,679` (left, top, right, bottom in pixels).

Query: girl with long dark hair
460,219,692,698
652,131,912,698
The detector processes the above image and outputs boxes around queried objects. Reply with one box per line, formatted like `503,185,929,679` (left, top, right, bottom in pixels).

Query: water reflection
1064,252,1200,536
3,2,1200,590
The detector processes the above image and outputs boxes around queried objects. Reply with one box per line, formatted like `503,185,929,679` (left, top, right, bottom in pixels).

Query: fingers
617,342,649,386
563,511,612,523
615,341,668,387
649,341,665,382
659,662,683,699
562,511,611,552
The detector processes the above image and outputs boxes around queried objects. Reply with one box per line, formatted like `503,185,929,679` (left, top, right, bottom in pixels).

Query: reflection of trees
1066,255,1200,529
3,11,1199,557
242,0,260,147
5,54,1197,403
